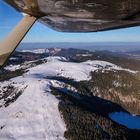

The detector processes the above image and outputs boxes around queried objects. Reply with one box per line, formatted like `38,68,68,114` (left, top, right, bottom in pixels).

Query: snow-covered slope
19,49,47,54
0,57,137,140
0,78,66,140
5,56,136,81
19,48,61,54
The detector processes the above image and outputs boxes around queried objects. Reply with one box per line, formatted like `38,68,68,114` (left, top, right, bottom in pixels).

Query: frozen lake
109,112,140,129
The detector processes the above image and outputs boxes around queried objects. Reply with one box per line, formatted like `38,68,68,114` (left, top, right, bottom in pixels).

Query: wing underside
3,0,140,32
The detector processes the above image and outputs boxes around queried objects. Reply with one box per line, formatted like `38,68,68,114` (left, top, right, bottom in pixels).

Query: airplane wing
3,0,140,32
1,0,140,67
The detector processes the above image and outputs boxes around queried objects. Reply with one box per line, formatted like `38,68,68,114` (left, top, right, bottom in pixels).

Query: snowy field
0,79,66,140
109,112,140,129
5,56,136,81
0,57,138,139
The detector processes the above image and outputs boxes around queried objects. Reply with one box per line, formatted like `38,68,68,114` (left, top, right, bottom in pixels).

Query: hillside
0,48,140,140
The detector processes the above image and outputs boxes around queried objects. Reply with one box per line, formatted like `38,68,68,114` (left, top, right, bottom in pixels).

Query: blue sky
1,1,140,43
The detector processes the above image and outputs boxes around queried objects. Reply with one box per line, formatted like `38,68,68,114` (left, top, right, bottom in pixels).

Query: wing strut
0,15,37,67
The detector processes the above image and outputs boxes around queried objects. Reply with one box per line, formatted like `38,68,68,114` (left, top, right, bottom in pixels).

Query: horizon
18,42,140,52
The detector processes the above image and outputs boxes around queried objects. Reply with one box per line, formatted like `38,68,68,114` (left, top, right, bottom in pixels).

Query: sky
1,1,140,43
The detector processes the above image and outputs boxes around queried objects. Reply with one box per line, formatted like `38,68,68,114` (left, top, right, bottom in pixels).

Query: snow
25,57,136,81
109,112,140,129
0,56,138,139
19,49,47,54
5,64,21,71
5,56,136,78
19,48,61,54
0,80,66,140
76,54,93,57
0,62,67,140
10,57,18,60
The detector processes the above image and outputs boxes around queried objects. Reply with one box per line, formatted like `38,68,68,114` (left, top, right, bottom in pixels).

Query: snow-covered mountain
0,49,140,140
5,56,135,81
19,48,61,55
